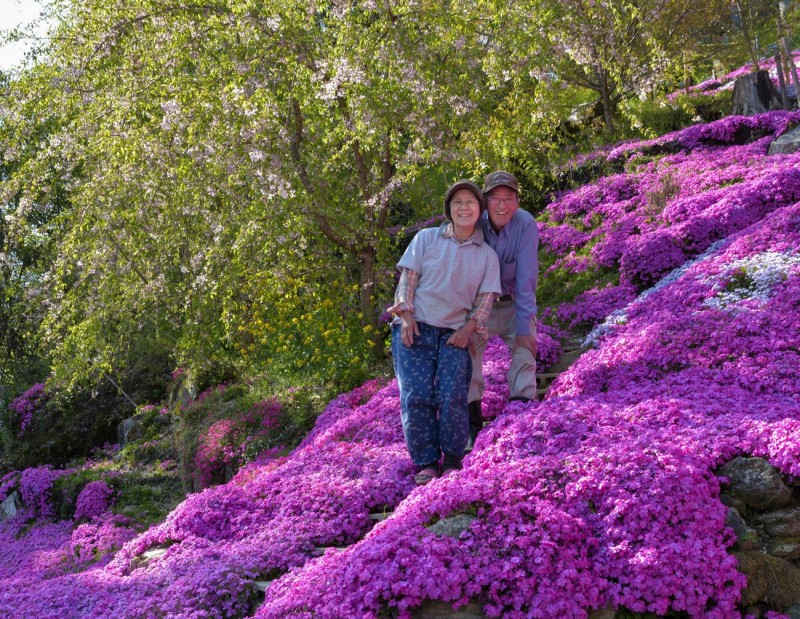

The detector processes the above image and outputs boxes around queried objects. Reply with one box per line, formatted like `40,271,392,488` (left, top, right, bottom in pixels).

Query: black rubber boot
465,401,483,453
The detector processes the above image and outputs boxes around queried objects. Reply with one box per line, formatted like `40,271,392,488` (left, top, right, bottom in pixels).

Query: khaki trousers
468,300,537,402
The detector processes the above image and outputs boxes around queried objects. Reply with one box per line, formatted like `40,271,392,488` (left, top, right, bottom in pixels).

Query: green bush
0,382,129,471
619,98,696,139
173,378,328,492
619,91,731,140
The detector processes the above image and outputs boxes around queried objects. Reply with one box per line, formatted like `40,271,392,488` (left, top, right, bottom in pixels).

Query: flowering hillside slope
1,111,799,618
672,51,800,101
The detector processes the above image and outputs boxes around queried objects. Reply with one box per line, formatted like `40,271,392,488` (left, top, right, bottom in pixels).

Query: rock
0,491,21,522
767,539,800,561
769,125,800,155
426,514,477,539
734,551,800,607
732,70,784,116
369,511,394,522
411,600,485,619
252,580,272,593
130,546,169,570
117,416,144,449
754,507,800,538
718,457,792,510
720,491,747,514
726,507,758,549
586,608,616,619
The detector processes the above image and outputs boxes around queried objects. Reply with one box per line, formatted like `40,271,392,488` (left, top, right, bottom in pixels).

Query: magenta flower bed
544,112,800,327
1,111,799,618
252,173,800,618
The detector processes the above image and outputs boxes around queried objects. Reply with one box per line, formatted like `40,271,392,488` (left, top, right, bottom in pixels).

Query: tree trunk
732,70,782,116
778,3,800,106
599,68,614,133
358,247,381,356
775,52,790,110
735,1,760,71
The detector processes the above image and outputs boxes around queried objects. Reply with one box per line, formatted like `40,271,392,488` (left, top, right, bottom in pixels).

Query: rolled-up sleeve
389,268,418,315
470,291,497,338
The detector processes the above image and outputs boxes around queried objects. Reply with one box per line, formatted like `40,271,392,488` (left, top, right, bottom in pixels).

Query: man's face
449,188,481,228
486,186,518,231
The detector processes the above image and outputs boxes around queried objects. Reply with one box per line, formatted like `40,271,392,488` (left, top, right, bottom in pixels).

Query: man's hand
399,311,419,347
447,318,476,349
513,333,537,358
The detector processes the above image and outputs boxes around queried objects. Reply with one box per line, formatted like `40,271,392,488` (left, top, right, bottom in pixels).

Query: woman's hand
399,311,419,347
447,318,476,349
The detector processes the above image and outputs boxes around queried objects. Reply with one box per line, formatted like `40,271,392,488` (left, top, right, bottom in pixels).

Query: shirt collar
439,222,484,245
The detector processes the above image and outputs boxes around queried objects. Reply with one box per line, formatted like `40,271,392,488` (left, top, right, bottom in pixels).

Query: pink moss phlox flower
19,466,65,521
8,383,47,435
556,283,638,330
74,480,115,521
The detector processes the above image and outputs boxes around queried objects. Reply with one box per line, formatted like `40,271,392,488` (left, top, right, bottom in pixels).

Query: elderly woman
390,180,500,485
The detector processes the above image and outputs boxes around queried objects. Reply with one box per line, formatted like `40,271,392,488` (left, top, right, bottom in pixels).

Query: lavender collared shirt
478,208,539,335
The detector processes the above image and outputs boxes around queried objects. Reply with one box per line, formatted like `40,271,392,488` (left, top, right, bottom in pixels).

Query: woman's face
449,188,481,228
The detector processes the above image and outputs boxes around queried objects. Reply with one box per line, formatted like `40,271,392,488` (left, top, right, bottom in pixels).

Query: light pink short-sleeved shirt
395,223,501,331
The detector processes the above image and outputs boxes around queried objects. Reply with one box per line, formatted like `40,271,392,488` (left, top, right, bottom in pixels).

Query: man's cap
443,179,486,222
483,170,519,194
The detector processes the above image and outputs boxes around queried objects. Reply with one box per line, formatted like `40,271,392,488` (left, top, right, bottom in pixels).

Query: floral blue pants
392,322,471,467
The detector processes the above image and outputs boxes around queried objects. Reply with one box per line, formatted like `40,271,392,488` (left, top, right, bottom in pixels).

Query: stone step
547,348,589,374
369,511,394,522
130,546,169,570
252,580,273,593
311,546,347,557
537,372,562,379
537,372,561,389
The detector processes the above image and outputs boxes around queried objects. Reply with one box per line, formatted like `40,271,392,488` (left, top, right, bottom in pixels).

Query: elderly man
467,170,539,447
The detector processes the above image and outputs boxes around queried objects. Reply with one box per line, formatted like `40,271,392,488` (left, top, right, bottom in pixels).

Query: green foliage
111,464,184,529
618,89,732,141
677,92,731,124
52,467,108,521
537,251,621,318
3,0,563,391
618,98,696,139
173,376,329,491
48,460,184,529
0,381,131,471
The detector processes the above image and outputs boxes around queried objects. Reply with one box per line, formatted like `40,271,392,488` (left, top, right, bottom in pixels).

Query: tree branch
287,98,360,254
336,96,370,201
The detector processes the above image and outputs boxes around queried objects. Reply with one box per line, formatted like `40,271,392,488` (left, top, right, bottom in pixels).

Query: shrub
0,381,133,471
